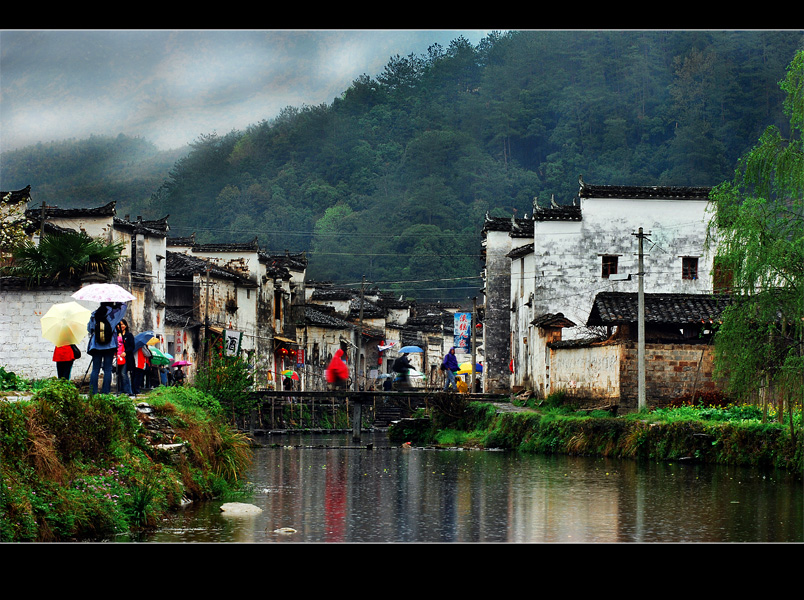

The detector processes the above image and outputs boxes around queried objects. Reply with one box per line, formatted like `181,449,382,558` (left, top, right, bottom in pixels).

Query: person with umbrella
115,319,135,396
441,347,459,391
87,302,127,395
40,300,91,381
132,331,155,394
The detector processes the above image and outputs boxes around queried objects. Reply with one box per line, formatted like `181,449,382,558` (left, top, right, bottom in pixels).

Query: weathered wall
549,343,622,404
548,340,723,413
618,342,721,412
533,197,714,339
483,228,529,393
0,287,94,382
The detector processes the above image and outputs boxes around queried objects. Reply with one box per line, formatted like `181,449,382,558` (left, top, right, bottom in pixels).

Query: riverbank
0,380,252,542
389,400,803,475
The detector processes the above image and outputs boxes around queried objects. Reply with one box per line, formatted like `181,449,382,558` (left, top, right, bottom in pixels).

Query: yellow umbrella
146,336,161,345
40,301,92,347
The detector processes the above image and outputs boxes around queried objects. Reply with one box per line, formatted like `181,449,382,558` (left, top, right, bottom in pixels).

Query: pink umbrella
171,360,192,367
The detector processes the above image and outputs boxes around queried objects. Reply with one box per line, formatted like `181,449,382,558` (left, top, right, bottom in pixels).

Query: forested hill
2,30,801,302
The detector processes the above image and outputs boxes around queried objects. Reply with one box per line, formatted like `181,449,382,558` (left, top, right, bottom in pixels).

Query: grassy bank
0,379,252,542
389,395,803,475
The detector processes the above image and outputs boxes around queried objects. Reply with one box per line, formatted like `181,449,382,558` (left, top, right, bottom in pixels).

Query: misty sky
0,29,495,153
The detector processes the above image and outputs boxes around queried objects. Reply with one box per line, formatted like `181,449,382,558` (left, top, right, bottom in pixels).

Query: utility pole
39,202,47,239
471,296,477,391
355,275,365,392
204,265,210,369
632,227,650,411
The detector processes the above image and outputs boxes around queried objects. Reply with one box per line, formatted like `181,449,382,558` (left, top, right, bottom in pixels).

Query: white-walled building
491,179,717,397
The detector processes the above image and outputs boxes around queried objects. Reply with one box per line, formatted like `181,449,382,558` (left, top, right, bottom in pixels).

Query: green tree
707,50,803,428
4,230,124,285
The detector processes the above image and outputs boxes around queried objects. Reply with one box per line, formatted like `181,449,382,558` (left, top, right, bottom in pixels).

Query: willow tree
706,50,803,428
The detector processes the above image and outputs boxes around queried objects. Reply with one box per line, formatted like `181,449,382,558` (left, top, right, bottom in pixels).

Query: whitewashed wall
0,287,97,382
548,343,622,401
532,196,713,338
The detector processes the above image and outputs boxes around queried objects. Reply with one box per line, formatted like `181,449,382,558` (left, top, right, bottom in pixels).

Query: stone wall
549,342,622,405
618,342,721,412
549,340,723,413
0,286,94,382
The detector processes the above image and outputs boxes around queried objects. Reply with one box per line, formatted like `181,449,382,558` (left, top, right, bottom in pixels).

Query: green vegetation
194,336,255,426
2,31,800,302
706,49,804,429
392,399,802,474
0,378,252,542
2,229,125,285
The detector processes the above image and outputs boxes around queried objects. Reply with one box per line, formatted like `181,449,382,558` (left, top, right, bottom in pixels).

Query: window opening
682,257,698,280
601,255,618,278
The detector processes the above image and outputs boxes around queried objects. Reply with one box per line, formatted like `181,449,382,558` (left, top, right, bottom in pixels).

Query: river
123,431,803,543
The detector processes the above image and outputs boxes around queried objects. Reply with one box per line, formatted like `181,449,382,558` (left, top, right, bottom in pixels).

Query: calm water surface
129,432,803,543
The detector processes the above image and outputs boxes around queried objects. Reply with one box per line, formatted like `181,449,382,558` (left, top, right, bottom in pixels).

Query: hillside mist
3,30,801,301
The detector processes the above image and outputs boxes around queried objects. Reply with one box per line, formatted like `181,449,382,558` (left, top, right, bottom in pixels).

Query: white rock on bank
219,502,263,515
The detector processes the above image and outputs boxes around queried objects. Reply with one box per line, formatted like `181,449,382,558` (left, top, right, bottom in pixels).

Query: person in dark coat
392,353,412,389
87,302,127,395
441,347,459,391
115,319,135,395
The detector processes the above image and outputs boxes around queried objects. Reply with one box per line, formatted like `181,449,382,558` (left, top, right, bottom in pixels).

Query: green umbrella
149,347,172,366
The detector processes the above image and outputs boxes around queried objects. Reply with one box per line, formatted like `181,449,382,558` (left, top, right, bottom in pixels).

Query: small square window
601,255,618,278
682,257,698,280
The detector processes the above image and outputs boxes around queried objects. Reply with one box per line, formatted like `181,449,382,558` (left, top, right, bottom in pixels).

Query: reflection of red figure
324,456,347,542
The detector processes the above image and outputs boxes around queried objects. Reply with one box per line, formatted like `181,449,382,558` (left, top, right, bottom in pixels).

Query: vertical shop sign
454,312,471,352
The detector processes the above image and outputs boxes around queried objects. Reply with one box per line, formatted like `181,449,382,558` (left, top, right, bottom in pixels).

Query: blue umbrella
134,331,156,351
399,345,423,353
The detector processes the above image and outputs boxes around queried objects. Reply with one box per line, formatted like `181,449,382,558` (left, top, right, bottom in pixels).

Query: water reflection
134,432,802,543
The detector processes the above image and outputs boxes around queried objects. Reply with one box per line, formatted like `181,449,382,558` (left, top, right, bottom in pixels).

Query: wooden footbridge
247,389,510,442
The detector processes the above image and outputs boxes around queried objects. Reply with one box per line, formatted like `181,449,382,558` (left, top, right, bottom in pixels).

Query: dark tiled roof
532,312,576,328
114,215,169,237
25,201,117,220
482,215,532,235
165,250,254,285
305,305,355,329
1,185,32,204
164,308,202,328
376,292,414,309
579,182,711,201
533,205,582,221
507,243,533,259
167,234,196,246
192,237,259,253
349,297,384,318
586,292,732,326
310,285,355,301
260,251,308,272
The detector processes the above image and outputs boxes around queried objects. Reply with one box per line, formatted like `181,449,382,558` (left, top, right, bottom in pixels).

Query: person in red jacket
53,345,76,380
326,348,349,390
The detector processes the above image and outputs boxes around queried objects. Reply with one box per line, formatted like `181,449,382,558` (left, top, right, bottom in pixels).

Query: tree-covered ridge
3,31,801,301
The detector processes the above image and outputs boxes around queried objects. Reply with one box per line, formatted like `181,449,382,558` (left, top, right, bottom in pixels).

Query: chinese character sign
454,312,471,352
224,330,242,357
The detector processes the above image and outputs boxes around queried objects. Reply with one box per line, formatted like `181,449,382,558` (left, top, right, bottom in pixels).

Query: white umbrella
72,283,135,303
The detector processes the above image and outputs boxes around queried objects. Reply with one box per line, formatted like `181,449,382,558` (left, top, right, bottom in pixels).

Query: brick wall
550,340,724,413
619,342,722,412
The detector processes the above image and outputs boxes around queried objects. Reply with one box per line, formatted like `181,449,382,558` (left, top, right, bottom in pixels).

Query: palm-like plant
5,230,124,285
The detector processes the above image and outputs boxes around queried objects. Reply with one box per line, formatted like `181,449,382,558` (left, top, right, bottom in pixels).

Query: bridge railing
246,390,507,434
